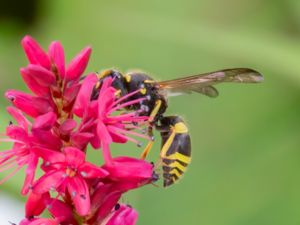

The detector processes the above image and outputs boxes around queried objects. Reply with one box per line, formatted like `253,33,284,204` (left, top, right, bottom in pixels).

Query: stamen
0,138,24,144
108,97,147,114
0,166,20,185
0,159,17,172
113,89,142,106
107,129,141,146
108,126,152,141
107,109,145,121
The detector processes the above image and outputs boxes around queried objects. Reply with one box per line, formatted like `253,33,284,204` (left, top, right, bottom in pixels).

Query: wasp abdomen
159,116,191,187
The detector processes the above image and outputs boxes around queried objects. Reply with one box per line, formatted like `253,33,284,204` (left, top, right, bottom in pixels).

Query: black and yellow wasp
92,68,263,187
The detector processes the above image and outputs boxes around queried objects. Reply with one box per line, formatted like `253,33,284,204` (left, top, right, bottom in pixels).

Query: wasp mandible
91,68,263,187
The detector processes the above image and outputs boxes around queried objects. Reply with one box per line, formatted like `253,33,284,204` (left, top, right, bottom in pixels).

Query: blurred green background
1,0,300,224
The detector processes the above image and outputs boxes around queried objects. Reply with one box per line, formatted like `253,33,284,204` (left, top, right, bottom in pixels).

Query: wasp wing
157,68,263,98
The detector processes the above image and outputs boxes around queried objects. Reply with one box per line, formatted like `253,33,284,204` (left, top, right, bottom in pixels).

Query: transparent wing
157,68,263,98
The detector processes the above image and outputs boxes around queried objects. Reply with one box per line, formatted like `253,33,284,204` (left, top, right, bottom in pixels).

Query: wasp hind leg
158,116,192,187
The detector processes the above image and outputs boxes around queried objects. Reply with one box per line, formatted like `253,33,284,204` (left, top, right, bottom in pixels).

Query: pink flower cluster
0,36,157,225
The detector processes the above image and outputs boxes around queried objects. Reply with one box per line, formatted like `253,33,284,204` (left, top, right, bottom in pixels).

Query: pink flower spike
49,41,65,79
20,68,50,96
21,35,51,70
5,90,53,118
106,204,138,225
66,46,92,81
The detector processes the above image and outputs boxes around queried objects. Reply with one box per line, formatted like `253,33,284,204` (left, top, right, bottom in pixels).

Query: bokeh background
1,0,300,224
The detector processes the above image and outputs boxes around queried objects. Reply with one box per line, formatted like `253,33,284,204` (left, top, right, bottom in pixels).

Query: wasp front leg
158,116,192,187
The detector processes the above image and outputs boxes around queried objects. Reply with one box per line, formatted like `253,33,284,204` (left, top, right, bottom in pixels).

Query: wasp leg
140,141,154,160
158,116,191,187
140,126,155,159
149,99,162,123
140,99,162,159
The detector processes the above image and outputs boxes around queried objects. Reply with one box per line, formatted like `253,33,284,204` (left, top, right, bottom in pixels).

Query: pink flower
33,147,108,216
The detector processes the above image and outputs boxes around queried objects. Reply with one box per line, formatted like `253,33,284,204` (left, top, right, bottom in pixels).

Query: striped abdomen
159,119,191,187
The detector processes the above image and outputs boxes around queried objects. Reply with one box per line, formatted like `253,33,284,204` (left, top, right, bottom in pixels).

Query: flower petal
6,106,30,131
103,157,153,181
6,125,28,142
25,192,50,218
66,47,92,81
33,112,57,130
59,119,77,135
64,147,85,168
32,129,62,150
106,204,138,225
33,170,66,194
63,82,81,107
49,41,65,79
26,64,56,86
21,154,39,195
70,132,94,149
79,162,109,179
20,68,50,96
32,147,65,164
67,176,90,216
97,121,112,144
73,73,98,117
45,198,77,224
5,90,53,118
92,183,122,222
21,35,51,70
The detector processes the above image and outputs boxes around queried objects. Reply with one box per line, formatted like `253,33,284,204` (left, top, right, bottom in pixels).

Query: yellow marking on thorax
98,69,113,79
149,100,162,122
124,74,131,83
173,122,188,133
114,89,121,97
140,87,147,95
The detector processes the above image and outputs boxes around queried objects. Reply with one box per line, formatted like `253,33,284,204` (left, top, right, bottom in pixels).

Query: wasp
91,68,263,187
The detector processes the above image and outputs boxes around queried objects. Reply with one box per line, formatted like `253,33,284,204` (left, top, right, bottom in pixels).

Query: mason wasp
91,68,263,187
